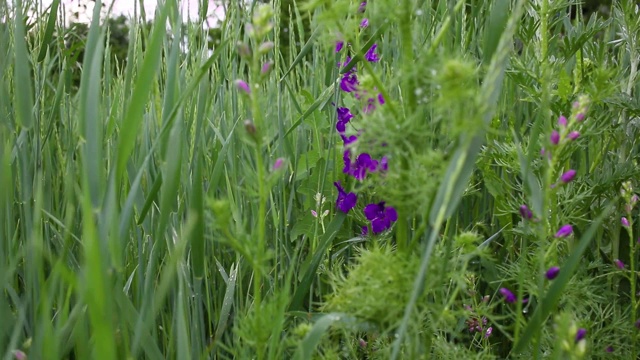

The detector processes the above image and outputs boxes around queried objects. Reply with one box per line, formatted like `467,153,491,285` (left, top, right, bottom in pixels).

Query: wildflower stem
625,214,637,359
534,0,553,355
400,0,415,110
250,40,267,313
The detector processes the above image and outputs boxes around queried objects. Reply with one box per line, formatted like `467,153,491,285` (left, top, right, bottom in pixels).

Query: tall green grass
1,0,639,358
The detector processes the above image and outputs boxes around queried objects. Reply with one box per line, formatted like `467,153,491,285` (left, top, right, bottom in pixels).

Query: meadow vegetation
1,0,640,358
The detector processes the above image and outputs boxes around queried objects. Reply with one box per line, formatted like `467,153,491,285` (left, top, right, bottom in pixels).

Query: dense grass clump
1,0,640,359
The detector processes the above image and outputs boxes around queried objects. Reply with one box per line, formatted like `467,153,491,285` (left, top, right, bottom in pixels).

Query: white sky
38,0,225,24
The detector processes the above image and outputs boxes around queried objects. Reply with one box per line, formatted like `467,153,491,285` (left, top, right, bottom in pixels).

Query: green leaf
289,213,346,311
13,0,34,129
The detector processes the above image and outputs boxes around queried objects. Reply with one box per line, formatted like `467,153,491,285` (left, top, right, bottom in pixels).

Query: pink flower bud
568,131,580,140
560,169,577,183
550,130,560,145
558,115,568,127
234,79,251,94
622,217,630,227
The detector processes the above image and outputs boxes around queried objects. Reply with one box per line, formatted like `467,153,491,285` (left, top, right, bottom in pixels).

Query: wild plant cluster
1,0,640,359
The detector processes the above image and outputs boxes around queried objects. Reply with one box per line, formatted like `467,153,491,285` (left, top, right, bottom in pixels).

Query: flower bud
261,61,273,75
234,79,251,94
244,119,257,136
236,41,251,58
258,41,274,54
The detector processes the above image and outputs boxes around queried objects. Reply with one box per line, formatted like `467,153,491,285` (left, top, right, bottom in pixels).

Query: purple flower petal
335,41,344,53
234,79,251,94
560,169,577,183
365,44,379,62
575,328,587,342
363,202,397,233
545,266,560,280
360,18,369,28
340,73,359,93
555,224,573,238
568,131,580,140
334,182,357,213
341,134,358,145
364,202,383,220
615,259,625,269
550,130,560,145
558,115,568,127
358,1,367,13
519,204,533,220
499,288,516,303
621,217,630,227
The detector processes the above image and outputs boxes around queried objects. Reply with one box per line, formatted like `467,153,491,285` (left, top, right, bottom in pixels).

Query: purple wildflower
361,225,369,236
363,201,398,233
558,115,568,127
13,351,26,360
360,18,369,28
606,346,614,353
499,288,516,303
560,169,577,183
358,1,367,13
334,182,357,213
621,217,630,227
519,204,533,220
343,151,378,180
568,131,580,140
335,41,344,53
365,44,380,62
340,72,359,93
555,224,573,238
336,107,354,133
576,113,585,122
546,266,560,280
485,327,493,338
272,157,285,171
311,209,318,217
575,328,587,342
340,134,358,145
379,156,388,172
261,61,273,75
550,130,560,145
615,259,625,269
234,79,251,94
378,93,385,104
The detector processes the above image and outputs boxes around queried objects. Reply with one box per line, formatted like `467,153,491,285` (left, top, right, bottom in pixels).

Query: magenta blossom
568,131,580,140
550,130,560,145
560,169,577,183
234,79,251,94
614,259,625,269
558,115,568,127
621,217,630,227
555,224,573,238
